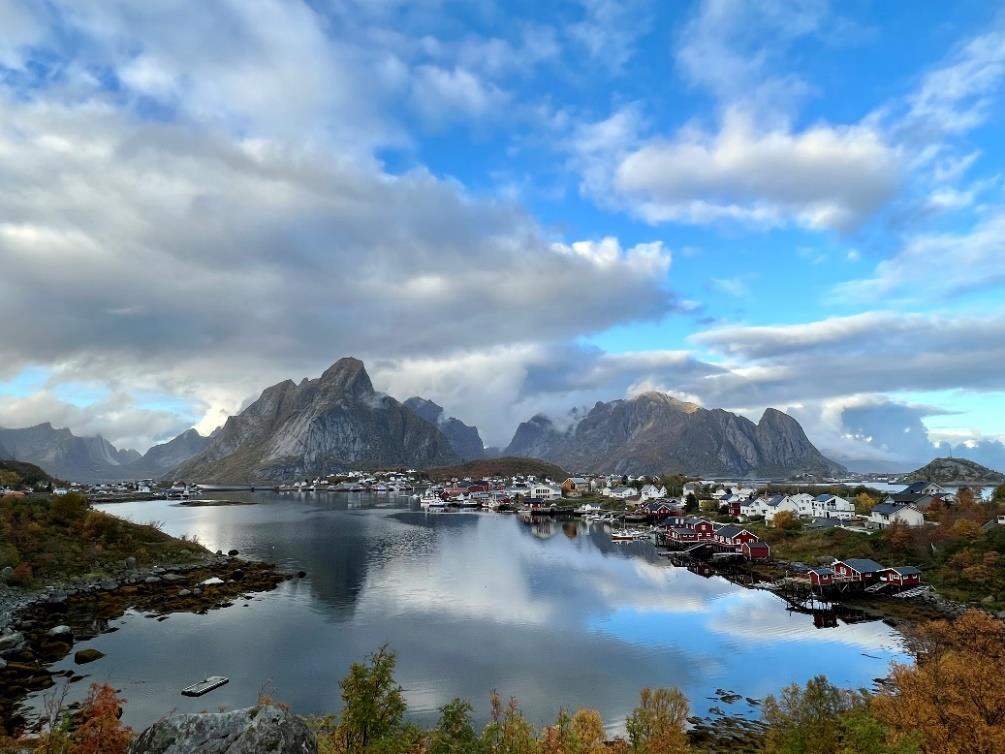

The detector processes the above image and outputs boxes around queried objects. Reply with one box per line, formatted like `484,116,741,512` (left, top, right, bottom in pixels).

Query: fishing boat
181,676,229,697
610,529,636,541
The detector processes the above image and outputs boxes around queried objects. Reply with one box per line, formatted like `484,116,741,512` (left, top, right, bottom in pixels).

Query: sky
1,0,1005,468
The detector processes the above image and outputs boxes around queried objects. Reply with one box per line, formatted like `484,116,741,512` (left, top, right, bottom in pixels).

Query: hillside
902,457,1005,485
0,458,55,487
505,392,845,478
425,456,568,482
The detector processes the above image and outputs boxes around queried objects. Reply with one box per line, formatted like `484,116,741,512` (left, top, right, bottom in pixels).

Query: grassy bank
0,492,208,586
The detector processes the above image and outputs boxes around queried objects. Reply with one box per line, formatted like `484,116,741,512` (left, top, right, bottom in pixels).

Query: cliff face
505,392,845,478
403,397,484,461
174,358,459,482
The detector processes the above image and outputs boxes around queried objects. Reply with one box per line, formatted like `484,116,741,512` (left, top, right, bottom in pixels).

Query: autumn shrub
7,561,33,587
70,684,133,754
624,688,690,754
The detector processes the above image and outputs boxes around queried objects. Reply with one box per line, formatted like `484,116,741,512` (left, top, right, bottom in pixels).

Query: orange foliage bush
70,684,134,754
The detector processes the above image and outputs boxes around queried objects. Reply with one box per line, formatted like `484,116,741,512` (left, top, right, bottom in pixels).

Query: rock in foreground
129,705,315,754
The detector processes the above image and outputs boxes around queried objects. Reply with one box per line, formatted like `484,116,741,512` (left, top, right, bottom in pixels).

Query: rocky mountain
0,423,141,482
404,397,484,460
935,440,1005,474
902,457,1005,485
0,439,9,459
174,357,459,482
504,391,845,478
126,428,212,478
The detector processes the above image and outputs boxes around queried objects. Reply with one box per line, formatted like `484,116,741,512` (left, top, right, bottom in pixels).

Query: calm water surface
30,492,907,730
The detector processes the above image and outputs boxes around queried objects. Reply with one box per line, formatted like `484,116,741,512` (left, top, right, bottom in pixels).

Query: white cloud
611,111,901,231
833,209,1005,300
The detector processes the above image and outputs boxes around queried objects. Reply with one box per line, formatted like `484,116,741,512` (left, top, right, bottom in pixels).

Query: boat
610,529,636,541
181,676,229,697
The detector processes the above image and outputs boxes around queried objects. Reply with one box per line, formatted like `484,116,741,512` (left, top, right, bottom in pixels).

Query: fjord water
35,493,905,730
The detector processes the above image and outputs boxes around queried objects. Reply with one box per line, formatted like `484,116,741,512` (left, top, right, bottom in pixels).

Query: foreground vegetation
4,609,1003,754
0,493,208,584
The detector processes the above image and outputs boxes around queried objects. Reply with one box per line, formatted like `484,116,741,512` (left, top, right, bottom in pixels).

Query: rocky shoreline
0,553,297,735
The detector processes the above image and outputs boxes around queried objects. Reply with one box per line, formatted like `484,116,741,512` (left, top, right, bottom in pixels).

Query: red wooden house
807,567,834,586
832,558,885,584
667,517,715,543
713,524,759,549
740,541,771,560
879,566,922,588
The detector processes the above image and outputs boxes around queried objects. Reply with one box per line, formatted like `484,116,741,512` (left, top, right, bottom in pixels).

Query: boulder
127,704,316,754
1,566,13,584
47,625,73,639
74,648,105,664
126,556,138,571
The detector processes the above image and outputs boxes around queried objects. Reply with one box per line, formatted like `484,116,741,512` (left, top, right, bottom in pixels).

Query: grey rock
127,704,316,754
172,357,459,483
0,631,24,651
404,396,485,460
125,556,137,570
177,589,192,597
162,573,185,583
504,393,845,477
47,625,73,639
0,657,6,671
1,566,12,584
144,576,163,584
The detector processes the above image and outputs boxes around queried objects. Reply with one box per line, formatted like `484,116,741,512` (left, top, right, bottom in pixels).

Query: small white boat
181,676,229,697
610,529,636,541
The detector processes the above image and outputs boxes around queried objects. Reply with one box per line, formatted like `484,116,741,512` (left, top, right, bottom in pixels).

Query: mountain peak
632,391,701,413
319,357,373,397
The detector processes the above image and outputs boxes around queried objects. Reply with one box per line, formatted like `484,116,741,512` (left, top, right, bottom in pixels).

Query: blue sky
1,0,1004,469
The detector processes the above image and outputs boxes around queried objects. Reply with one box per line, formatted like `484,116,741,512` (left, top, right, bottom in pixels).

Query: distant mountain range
173,358,459,482
504,392,846,478
3,357,854,483
902,457,1005,485
0,422,211,482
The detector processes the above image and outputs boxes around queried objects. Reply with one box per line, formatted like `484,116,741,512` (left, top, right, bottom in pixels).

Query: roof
873,502,920,516
885,566,921,576
813,494,834,502
840,558,885,574
808,567,834,576
716,524,753,539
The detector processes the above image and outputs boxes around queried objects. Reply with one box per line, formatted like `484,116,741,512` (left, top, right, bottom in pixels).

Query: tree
333,645,408,753
624,688,690,754
855,492,878,515
429,698,482,754
684,494,698,512
773,511,801,531
993,484,1005,504
570,709,607,754
874,610,1005,754
480,691,540,754
762,676,852,754
951,518,981,541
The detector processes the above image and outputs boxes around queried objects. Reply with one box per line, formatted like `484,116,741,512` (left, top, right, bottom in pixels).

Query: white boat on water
610,529,636,541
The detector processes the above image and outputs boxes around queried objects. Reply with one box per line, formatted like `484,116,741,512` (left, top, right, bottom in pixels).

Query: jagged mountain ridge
505,391,845,477
403,397,484,461
174,358,459,482
0,423,210,482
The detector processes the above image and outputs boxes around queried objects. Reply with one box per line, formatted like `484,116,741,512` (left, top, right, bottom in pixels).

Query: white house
639,484,667,501
607,486,638,500
528,483,561,500
811,494,856,520
789,492,815,517
763,495,801,524
869,502,925,529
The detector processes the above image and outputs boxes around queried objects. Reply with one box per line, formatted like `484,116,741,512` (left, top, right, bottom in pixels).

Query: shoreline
0,553,295,735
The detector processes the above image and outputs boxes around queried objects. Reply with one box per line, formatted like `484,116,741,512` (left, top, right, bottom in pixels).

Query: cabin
869,502,925,529
641,500,680,518
807,567,834,587
880,566,922,588
832,558,885,584
712,524,759,548
740,541,771,560
606,486,638,500
667,516,715,543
